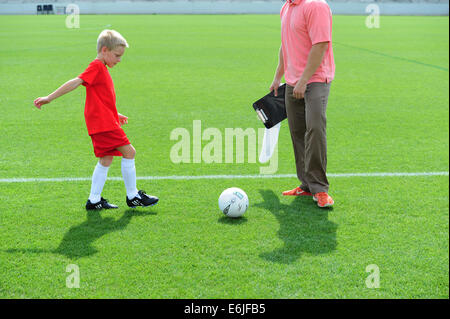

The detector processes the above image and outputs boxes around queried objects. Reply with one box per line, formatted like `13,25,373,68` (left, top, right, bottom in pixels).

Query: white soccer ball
218,187,249,218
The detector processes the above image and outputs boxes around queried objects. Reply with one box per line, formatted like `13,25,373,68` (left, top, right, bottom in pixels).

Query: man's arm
292,41,329,99
34,77,84,109
269,45,285,97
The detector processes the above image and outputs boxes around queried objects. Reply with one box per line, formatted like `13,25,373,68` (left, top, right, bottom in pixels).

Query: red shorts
90,128,131,158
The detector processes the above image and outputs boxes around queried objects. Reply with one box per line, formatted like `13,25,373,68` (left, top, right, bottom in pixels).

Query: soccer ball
218,187,249,218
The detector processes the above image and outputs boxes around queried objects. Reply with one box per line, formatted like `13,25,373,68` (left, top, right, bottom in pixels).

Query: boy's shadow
54,209,155,259
255,189,337,264
5,209,155,259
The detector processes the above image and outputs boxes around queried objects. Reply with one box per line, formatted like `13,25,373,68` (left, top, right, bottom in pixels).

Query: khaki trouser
285,82,331,194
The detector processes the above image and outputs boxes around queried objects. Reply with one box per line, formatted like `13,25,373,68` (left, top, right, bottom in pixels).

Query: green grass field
0,14,448,299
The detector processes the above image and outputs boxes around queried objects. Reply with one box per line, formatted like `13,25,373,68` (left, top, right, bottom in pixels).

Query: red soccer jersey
78,59,121,135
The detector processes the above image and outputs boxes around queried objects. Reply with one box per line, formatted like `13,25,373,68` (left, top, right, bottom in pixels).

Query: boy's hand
34,96,51,109
118,113,128,126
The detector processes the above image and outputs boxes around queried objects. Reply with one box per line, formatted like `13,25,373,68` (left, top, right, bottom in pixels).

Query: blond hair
97,29,129,53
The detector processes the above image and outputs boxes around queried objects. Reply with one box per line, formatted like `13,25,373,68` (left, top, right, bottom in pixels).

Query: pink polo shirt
280,0,335,86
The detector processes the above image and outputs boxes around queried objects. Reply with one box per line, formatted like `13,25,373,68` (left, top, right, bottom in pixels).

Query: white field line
0,172,448,183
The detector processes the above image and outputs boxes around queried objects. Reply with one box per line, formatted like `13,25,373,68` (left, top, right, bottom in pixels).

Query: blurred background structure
0,0,448,15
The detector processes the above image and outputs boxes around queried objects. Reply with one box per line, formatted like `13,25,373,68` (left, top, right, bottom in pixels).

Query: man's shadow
6,209,155,259
255,189,337,264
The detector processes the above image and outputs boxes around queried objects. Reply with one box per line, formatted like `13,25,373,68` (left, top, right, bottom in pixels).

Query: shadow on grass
5,209,156,259
255,189,337,264
217,216,248,225
54,209,156,259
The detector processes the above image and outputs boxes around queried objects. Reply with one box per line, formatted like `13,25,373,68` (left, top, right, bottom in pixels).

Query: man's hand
293,80,307,99
34,96,51,109
118,113,128,126
269,78,282,97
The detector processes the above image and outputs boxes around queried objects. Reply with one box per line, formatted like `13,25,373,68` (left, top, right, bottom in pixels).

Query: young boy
34,29,158,210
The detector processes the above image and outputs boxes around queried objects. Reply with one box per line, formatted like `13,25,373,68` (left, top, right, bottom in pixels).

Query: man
269,0,335,208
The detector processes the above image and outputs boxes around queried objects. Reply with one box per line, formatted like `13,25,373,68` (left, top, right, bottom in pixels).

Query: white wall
0,1,448,15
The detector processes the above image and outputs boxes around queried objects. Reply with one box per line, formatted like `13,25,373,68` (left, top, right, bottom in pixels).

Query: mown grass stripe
0,171,448,183
335,41,449,72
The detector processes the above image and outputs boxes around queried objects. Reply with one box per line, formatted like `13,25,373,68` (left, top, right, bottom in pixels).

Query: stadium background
1,0,449,15
0,0,448,300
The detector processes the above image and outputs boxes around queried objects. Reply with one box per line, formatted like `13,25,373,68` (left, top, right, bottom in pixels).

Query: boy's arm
34,77,84,109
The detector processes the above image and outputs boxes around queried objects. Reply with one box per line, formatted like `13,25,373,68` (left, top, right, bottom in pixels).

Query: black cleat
127,190,159,208
85,197,119,210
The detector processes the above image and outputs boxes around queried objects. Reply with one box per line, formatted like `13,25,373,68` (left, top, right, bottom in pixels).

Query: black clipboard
252,84,287,129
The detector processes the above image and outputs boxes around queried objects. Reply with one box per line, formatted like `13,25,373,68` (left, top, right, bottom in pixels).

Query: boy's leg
117,144,159,207
88,156,113,204
117,144,139,200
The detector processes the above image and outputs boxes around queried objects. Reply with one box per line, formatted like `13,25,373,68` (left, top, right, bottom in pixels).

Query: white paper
259,122,281,163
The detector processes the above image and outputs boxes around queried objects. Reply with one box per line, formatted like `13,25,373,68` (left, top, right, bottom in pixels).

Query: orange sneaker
313,192,334,208
282,187,312,196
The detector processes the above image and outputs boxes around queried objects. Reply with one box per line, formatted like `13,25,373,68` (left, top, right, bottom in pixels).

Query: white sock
121,158,139,200
88,162,109,203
